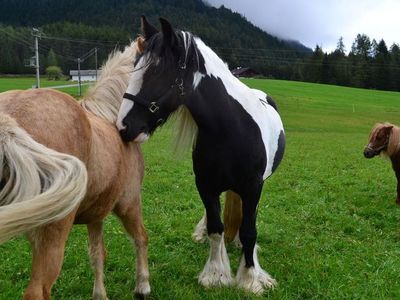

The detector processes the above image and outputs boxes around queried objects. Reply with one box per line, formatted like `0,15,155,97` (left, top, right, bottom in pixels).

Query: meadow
1,78,400,299
0,77,89,96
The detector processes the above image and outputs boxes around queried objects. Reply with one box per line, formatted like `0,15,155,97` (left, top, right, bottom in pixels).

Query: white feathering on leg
192,213,207,243
236,244,277,294
198,233,233,287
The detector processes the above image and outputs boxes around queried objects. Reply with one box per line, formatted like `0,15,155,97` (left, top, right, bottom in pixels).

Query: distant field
0,76,90,97
1,78,400,299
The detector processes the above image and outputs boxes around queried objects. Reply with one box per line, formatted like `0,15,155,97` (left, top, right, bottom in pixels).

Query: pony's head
117,16,196,142
364,123,393,158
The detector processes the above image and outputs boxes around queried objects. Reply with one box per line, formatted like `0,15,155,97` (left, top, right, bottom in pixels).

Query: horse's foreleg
24,215,74,300
197,191,232,288
87,222,108,300
235,184,277,294
114,197,150,297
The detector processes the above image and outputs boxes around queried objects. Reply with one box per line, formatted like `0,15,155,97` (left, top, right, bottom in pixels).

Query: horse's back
0,89,92,161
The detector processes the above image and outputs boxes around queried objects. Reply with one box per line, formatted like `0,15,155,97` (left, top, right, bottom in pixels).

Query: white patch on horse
193,71,205,89
116,54,149,130
198,233,233,287
134,132,149,143
116,99,133,131
193,38,284,179
236,244,277,294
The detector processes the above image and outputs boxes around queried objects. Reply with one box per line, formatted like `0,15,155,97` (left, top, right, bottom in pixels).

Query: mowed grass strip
1,79,400,299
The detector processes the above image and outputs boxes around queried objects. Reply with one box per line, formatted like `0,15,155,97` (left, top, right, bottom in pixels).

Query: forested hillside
0,0,309,77
0,0,399,91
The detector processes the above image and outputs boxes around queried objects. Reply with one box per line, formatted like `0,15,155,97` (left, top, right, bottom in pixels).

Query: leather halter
122,61,187,115
365,140,389,153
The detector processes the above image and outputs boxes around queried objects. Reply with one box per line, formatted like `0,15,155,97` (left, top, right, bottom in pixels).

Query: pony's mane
370,122,400,157
79,40,140,123
141,31,200,154
385,123,400,157
171,105,197,154
171,31,200,154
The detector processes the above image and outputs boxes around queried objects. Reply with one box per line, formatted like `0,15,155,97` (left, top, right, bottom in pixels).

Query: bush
46,66,63,80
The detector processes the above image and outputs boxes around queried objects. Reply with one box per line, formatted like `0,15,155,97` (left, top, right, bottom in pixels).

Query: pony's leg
394,168,400,205
24,215,74,300
192,211,207,243
197,192,232,288
235,184,277,294
114,198,150,297
87,222,108,300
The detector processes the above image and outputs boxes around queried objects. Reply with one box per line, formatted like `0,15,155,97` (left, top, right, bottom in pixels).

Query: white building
69,70,101,82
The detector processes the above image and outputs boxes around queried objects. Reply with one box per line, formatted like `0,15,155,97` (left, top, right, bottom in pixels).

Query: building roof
69,70,100,76
231,67,258,76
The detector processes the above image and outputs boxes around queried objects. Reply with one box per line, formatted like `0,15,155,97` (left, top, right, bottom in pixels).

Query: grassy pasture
0,77,89,97
1,78,400,299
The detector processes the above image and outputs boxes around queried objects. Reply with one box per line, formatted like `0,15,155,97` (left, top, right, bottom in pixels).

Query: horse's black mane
139,30,205,75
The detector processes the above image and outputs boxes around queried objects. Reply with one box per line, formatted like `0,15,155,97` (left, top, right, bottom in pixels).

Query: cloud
206,0,400,52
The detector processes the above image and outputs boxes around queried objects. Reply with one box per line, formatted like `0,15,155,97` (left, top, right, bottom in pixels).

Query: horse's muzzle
363,147,377,158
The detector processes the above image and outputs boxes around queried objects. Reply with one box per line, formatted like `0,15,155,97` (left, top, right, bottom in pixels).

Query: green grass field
0,77,90,97
1,78,400,299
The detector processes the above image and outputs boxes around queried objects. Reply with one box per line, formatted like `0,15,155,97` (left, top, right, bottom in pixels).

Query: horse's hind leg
192,212,207,243
114,196,150,297
235,184,277,294
87,222,108,300
24,215,74,300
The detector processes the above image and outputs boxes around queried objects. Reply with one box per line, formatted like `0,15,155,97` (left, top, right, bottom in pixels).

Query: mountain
0,0,311,76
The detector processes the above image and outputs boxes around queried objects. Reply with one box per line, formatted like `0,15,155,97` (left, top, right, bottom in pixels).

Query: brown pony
0,39,150,299
364,122,400,204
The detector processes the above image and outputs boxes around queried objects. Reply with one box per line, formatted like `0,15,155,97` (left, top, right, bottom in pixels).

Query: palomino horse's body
117,17,285,294
0,41,150,299
364,122,400,205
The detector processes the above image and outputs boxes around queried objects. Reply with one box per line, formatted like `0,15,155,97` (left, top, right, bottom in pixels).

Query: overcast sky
205,0,400,52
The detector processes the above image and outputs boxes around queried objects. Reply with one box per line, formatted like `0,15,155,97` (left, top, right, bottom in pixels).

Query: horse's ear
141,15,158,40
385,125,394,132
136,36,145,54
159,17,178,49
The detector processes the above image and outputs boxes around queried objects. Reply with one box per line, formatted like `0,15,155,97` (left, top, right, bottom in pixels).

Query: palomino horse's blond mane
81,37,198,153
370,122,400,157
80,40,140,123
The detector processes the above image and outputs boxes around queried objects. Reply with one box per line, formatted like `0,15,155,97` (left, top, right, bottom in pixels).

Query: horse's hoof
396,199,400,205
135,292,150,300
236,266,277,295
134,282,150,299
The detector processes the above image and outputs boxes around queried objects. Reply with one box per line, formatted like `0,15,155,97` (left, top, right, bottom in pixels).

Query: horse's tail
0,114,88,244
223,190,242,243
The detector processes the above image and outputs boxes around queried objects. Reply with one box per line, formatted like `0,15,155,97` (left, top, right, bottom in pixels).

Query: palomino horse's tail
223,190,243,243
0,114,88,244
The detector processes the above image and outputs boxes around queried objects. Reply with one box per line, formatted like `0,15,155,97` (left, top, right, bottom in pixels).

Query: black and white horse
117,16,285,294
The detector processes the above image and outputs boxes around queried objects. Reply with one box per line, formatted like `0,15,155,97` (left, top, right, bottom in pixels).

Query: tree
303,45,324,82
46,66,63,80
390,44,400,91
350,34,373,88
373,39,390,90
46,49,58,67
335,36,346,56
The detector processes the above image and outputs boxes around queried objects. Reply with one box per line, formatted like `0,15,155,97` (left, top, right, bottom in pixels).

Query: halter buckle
149,102,159,113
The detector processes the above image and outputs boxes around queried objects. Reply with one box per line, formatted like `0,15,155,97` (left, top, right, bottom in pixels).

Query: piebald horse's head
116,16,190,142
364,123,393,158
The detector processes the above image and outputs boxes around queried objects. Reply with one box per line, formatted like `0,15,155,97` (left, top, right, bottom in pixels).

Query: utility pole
94,47,98,81
77,57,82,96
32,28,41,88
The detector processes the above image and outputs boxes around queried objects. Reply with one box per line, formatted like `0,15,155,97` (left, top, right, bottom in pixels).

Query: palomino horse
364,122,400,205
0,40,150,299
116,17,285,294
